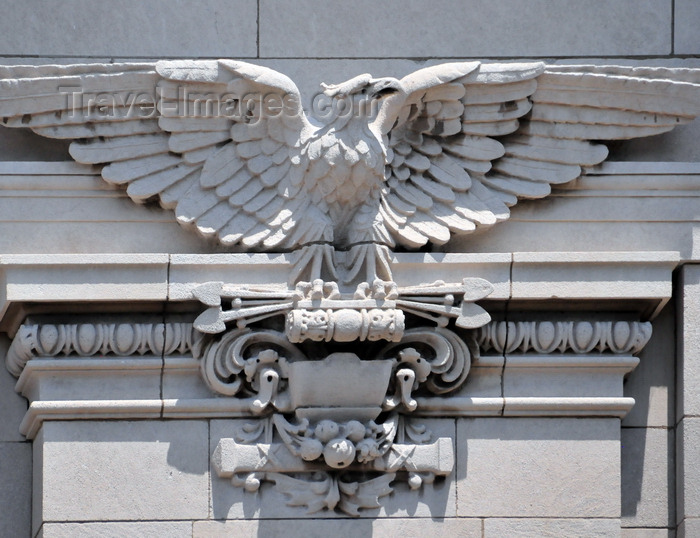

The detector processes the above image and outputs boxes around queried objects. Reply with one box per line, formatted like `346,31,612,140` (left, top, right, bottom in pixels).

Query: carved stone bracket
199,326,475,415
212,416,454,516
200,322,474,515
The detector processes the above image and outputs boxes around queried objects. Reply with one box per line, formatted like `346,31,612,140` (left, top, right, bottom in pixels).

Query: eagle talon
353,279,398,300
288,244,338,286
343,243,394,286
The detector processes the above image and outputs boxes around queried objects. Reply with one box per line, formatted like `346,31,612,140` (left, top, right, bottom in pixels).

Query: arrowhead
461,278,494,301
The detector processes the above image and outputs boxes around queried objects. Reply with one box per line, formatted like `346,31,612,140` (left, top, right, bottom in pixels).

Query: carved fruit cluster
298,420,387,469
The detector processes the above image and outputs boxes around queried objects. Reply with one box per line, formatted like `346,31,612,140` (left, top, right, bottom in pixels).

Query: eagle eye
373,87,399,98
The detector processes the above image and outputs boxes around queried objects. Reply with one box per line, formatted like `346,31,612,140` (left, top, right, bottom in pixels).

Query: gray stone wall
0,1,697,536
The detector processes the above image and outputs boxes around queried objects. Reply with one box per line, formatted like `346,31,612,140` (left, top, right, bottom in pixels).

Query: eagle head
319,75,404,133
321,74,401,100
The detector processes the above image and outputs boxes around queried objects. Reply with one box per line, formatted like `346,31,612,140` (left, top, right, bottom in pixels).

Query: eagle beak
321,73,373,98
370,78,401,99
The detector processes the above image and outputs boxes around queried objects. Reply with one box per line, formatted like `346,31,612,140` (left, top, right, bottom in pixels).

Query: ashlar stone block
678,518,700,538
39,521,193,538
675,0,700,55
621,427,674,528
677,418,700,524
621,529,675,538
483,518,621,537
679,265,700,418
34,420,209,529
0,442,31,538
456,417,621,517
193,518,482,538
259,0,671,58
0,0,257,57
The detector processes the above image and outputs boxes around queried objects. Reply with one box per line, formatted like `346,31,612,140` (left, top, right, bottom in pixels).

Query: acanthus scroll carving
199,326,475,415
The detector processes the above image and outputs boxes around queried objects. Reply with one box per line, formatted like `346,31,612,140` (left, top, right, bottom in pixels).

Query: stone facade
1,2,699,537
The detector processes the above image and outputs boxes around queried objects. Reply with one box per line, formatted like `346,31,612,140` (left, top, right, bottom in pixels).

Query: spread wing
381,63,700,248
0,60,316,250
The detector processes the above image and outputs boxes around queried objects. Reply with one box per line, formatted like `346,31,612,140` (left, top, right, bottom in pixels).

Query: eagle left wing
0,60,318,250
381,62,700,249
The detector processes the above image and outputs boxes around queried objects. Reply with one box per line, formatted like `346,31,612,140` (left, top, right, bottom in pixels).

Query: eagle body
301,114,387,248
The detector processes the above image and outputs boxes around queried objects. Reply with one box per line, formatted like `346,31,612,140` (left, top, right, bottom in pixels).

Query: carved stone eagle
1,61,699,283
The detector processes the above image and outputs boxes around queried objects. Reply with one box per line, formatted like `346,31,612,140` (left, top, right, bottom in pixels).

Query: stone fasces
259,0,670,57
34,420,209,529
456,418,621,518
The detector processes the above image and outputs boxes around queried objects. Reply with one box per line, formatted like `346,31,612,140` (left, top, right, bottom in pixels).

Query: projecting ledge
0,251,677,335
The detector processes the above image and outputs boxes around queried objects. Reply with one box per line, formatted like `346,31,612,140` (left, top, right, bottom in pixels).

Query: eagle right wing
381,62,700,248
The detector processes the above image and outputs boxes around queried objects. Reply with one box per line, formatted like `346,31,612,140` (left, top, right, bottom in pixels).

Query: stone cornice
7,319,651,376
9,316,645,439
0,250,677,335
15,351,640,439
